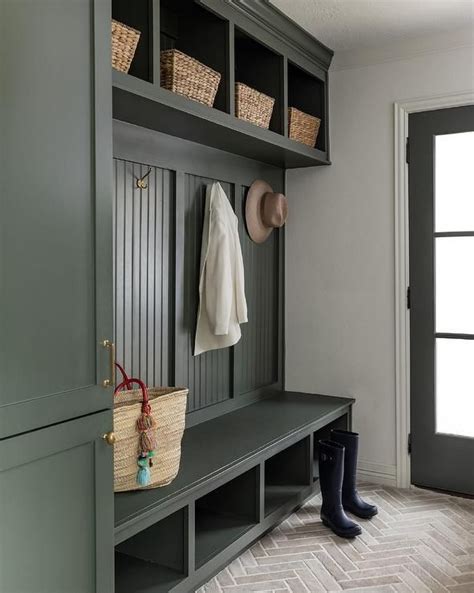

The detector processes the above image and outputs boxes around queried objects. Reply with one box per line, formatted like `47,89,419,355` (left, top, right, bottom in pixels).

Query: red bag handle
115,362,131,390
114,377,151,414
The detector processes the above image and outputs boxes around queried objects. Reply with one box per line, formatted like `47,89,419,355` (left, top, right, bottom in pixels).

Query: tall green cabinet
0,0,114,591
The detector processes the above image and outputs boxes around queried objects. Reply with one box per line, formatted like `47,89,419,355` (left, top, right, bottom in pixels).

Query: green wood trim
323,70,330,158
186,504,195,577
282,58,289,137
277,220,285,389
0,410,111,470
152,0,161,84
93,0,114,401
257,461,265,522
174,171,186,388
227,22,236,116
0,386,111,441
113,121,285,185
93,411,115,593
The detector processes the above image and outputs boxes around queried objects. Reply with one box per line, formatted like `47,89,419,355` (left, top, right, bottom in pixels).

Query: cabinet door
0,0,113,438
0,410,114,593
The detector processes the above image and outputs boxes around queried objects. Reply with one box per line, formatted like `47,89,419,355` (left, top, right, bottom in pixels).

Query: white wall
285,43,474,485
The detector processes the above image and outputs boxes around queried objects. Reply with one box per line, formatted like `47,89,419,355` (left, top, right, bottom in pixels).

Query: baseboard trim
357,461,397,487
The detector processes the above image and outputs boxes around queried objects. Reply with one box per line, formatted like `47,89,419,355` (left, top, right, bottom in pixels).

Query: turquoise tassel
137,465,151,487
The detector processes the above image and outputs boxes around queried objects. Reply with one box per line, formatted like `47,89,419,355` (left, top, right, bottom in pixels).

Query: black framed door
409,105,474,495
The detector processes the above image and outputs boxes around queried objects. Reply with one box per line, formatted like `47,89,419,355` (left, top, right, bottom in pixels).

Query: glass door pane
436,338,474,438
434,131,474,439
436,237,474,334
435,132,474,232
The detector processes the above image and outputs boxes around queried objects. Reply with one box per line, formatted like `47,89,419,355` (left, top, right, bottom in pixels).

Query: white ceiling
270,0,474,51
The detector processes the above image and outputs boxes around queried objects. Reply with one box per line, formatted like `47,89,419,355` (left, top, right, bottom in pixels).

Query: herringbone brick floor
198,483,474,593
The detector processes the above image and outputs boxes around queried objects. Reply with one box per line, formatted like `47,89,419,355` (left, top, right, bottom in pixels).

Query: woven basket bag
288,107,321,148
113,365,188,492
160,49,221,107
235,83,275,129
111,19,141,74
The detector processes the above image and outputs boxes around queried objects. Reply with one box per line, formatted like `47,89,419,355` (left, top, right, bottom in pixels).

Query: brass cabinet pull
103,431,116,446
101,339,115,388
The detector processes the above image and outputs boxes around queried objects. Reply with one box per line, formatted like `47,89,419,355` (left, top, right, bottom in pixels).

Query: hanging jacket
194,182,248,356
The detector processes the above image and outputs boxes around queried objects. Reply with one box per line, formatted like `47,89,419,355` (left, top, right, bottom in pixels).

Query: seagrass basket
111,19,141,73
288,107,321,148
113,372,188,492
235,83,275,129
160,49,221,107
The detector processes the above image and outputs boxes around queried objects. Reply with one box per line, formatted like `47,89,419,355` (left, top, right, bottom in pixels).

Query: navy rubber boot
319,440,362,538
331,429,378,519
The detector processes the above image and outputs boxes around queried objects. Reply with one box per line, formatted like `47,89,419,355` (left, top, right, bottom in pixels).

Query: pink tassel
136,413,156,432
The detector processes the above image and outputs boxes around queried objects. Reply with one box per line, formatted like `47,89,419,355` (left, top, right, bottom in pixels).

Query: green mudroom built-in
0,1,354,592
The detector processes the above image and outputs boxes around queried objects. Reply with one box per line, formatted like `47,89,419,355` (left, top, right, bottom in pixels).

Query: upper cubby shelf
288,61,327,152
112,0,154,83
111,0,334,169
160,0,229,112
234,28,284,135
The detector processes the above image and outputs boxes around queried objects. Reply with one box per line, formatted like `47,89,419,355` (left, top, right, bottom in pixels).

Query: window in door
434,131,474,438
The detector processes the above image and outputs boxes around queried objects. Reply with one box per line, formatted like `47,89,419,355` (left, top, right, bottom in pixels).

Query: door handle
101,340,115,388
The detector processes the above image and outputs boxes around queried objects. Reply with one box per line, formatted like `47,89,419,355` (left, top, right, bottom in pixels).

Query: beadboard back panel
113,121,284,425
235,186,279,397
179,174,233,412
114,160,173,389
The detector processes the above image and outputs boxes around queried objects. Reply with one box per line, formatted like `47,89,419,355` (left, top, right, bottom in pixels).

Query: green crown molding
230,0,334,70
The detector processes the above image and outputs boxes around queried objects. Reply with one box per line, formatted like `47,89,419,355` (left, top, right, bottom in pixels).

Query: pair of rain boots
319,430,378,538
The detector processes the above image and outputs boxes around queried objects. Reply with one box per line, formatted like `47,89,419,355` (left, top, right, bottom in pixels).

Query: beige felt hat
245,180,288,244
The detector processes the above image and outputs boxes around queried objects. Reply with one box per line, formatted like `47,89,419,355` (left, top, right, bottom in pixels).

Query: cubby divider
264,437,312,516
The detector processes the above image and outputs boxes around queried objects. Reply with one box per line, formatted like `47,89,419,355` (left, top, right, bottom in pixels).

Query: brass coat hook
136,168,152,189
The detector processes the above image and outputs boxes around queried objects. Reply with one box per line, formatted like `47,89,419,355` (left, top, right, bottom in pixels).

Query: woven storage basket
235,83,275,129
111,19,141,74
160,49,221,107
288,107,321,148
113,367,188,492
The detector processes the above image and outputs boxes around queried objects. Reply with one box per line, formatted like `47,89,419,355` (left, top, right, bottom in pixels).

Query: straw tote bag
113,364,188,492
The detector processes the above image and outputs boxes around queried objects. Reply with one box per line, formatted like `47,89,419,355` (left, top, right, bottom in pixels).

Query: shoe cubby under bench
114,390,354,593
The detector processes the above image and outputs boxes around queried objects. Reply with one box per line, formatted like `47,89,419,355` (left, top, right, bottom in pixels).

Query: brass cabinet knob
103,431,116,446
